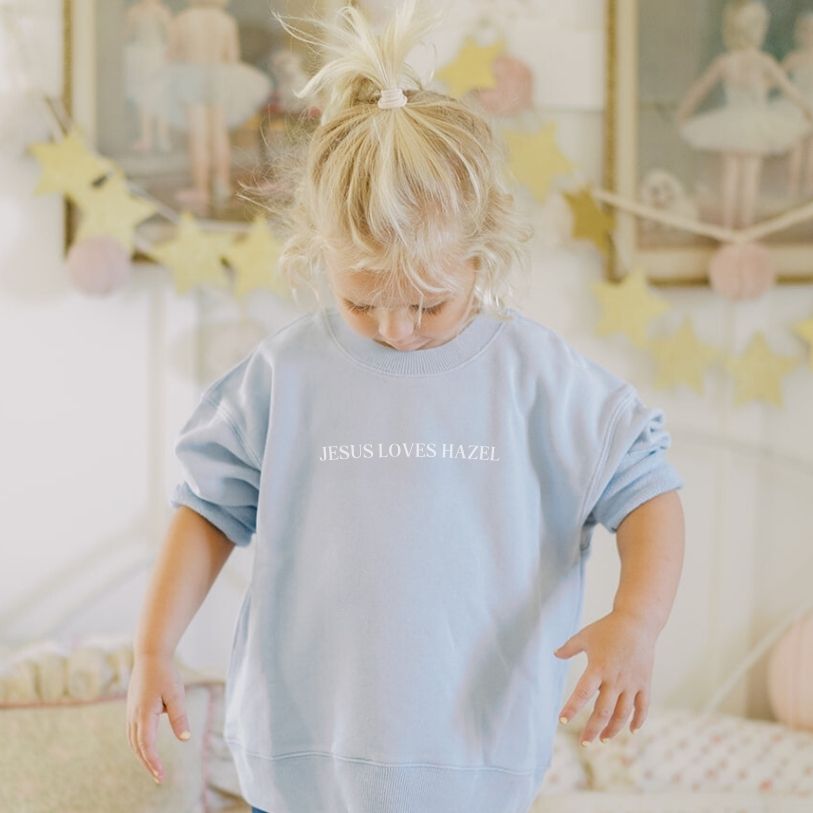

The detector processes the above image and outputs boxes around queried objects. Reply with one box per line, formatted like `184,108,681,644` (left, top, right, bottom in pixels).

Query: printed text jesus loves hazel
318,442,500,462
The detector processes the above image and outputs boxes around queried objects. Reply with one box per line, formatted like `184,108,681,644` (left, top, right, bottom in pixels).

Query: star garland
648,318,720,394
591,266,671,348
27,119,290,300
435,35,506,96
574,184,809,407
565,187,615,258
72,172,157,253
26,113,290,299
503,123,574,203
30,126,115,200
145,212,235,295
13,1,290,306
16,10,813,406
725,333,800,407
223,216,286,299
580,185,812,406
432,17,813,407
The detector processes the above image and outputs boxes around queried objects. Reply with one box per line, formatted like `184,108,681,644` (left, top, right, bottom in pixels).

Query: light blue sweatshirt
169,304,684,813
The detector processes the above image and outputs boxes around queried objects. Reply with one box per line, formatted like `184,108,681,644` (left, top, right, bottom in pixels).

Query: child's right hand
126,652,192,784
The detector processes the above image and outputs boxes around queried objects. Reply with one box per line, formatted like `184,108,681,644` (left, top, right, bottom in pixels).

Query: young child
676,0,813,229
126,3,686,812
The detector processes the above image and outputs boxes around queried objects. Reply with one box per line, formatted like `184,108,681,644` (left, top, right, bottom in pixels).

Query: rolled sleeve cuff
600,460,685,534
169,482,255,547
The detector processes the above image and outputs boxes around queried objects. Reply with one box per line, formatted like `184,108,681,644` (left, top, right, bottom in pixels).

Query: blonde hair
259,0,534,321
722,0,769,50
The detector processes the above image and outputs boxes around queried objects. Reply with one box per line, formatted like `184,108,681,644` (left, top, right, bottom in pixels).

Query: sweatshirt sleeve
581,387,684,534
169,351,268,547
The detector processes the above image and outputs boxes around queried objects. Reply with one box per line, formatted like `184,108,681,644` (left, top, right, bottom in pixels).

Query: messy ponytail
279,0,434,125
258,0,534,318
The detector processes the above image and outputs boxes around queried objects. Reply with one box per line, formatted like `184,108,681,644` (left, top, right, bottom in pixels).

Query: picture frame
62,0,329,258
604,0,813,285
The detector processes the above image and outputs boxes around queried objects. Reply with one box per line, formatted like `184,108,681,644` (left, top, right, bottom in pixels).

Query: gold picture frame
604,0,813,285
62,0,325,261
62,0,76,257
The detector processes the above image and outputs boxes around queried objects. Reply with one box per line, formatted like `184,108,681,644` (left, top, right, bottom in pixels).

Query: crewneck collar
321,304,508,376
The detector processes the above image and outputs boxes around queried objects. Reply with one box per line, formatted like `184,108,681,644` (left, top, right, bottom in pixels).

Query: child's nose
376,309,416,343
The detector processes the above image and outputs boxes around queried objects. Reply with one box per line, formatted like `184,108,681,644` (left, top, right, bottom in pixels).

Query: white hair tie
377,87,408,109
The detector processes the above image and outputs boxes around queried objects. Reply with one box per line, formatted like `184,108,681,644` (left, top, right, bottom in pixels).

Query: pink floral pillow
582,705,813,795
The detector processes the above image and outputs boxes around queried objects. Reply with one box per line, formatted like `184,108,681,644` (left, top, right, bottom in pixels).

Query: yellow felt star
503,123,574,202
29,126,115,201
436,36,505,97
222,216,288,299
147,212,234,294
725,332,800,407
565,186,615,257
591,265,671,348
72,172,156,252
649,317,720,394
791,314,813,369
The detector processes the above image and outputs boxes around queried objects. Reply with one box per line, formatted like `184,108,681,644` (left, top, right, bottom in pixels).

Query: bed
2,631,813,812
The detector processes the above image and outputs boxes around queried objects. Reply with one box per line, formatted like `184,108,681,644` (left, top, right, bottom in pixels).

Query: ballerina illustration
165,0,272,208
676,0,813,229
773,11,813,199
124,0,173,153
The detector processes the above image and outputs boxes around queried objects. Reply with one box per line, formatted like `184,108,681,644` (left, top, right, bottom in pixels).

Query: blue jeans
250,808,267,813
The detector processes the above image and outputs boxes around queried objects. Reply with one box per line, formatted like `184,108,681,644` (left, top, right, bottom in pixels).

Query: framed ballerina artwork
63,0,327,250
605,0,813,285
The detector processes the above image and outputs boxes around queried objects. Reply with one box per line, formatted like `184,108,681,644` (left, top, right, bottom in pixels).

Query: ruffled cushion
0,682,219,812
0,638,250,812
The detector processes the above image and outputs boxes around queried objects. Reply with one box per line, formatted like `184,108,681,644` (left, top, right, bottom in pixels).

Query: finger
129,719,149,778
558,668,601,725
136,711,164,782
629,688,649,733
580,682,619,745
132,719,160,783
163,686,192,741
128,718,146,779
599,689,635,742
554,633,584,660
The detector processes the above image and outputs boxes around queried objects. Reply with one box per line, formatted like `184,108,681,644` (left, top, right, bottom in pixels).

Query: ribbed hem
321,304,509,376
227,741,550,813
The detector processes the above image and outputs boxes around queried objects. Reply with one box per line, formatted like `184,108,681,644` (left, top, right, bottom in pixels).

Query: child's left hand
553,609,658,745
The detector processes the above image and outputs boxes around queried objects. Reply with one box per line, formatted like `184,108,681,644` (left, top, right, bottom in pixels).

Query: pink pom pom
708,242,776,301
65,236,132,296
474,55,534,117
